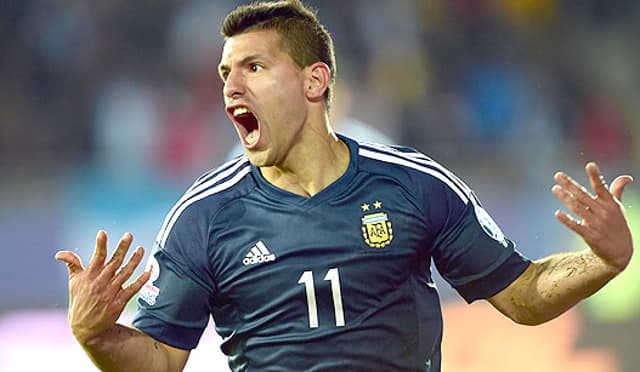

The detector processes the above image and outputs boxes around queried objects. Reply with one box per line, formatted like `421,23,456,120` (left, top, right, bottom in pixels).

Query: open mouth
230,106,260,147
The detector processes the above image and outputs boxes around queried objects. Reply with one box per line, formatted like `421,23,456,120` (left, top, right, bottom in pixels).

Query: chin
245,150,270,167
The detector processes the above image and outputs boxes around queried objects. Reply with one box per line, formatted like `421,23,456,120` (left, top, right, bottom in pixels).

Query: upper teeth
233,107,249,117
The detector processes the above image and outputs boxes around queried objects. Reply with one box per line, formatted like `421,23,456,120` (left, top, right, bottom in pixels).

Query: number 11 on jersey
297,268,345,328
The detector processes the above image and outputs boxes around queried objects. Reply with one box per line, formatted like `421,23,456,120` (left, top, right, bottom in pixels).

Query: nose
223,70,245,99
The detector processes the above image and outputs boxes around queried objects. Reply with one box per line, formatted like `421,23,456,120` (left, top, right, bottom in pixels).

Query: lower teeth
246,132,257,145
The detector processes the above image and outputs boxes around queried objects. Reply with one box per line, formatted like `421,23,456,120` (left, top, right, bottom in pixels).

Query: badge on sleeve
471,193,508,247
139,256,161,306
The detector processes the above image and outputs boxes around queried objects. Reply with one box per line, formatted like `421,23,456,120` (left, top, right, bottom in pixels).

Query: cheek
267,81,306,116
274,77,305,101
258,71,308,131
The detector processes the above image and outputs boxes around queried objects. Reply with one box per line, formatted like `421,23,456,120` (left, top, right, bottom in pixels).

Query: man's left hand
552,162,634,273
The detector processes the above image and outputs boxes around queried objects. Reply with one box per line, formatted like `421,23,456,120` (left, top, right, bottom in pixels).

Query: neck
260,126,350,198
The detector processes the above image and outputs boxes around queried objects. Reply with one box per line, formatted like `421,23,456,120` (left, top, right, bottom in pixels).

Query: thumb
55,251,85,277
609,175,634,201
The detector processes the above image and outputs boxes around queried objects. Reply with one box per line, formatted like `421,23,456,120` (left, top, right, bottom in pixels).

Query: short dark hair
221,0,336,105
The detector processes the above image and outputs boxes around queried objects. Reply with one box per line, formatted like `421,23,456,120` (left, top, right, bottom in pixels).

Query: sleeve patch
139,256,161,306
471,195,508,248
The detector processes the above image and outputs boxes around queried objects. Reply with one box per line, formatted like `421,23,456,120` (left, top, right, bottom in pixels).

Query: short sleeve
132,204,214,350
428,183,530,303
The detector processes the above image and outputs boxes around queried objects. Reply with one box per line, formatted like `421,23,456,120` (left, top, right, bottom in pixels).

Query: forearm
491,249,620,325
80,323,181,372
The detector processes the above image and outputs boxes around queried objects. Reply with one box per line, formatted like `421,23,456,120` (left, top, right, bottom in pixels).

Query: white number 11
297,268,345,328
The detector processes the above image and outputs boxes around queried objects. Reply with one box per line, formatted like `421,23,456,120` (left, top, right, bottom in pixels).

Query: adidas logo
243,241,276,266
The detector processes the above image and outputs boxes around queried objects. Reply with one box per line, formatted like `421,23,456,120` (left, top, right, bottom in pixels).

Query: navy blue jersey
133,135,530,371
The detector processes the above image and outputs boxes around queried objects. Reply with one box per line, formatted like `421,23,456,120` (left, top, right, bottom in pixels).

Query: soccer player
55,1,634,371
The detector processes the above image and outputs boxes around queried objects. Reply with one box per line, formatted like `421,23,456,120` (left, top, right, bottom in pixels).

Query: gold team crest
360,200,394,248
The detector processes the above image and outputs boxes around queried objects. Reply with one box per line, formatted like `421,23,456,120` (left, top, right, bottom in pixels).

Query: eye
250,63,263,73
220,70,229,82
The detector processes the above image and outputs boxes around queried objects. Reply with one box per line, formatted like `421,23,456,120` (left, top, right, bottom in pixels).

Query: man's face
218,29,309,167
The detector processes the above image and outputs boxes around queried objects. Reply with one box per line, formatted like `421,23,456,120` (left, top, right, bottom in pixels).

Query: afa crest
361,201,394,248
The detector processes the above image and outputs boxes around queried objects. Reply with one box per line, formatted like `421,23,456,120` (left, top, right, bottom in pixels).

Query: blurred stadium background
1,0,638,371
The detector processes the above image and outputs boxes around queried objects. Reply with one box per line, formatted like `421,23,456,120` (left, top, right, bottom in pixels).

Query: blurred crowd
1,0,640,309
1,0,638,182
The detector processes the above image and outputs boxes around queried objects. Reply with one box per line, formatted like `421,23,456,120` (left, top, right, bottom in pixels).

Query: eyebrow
218,54,264,76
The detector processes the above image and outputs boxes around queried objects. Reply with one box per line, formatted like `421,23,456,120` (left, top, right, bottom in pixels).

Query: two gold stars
361,200,383,211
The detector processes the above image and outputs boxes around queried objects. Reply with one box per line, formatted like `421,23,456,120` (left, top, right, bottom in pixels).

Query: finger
119,269,152,304
609,175,634,201
112,246,145,288
585,162,611,200
552,184,593,220
553,171,596,210
86,230,108,274
101,233,134,279
55,251,85,277
555,209,586,235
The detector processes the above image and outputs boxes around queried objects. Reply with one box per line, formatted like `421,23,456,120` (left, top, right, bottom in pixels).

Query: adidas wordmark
243,241,276,266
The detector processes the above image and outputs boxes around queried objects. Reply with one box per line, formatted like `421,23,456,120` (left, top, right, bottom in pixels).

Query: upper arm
133,201,216,349
427,186,530,302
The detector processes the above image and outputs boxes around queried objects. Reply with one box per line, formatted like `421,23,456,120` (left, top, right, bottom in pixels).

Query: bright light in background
0,303,621,372
0,310,228,372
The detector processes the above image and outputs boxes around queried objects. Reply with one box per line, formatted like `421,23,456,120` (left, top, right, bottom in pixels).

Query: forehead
220,29,285,64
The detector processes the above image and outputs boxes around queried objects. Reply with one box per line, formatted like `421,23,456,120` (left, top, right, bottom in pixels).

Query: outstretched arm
56,231,190,371
489,162,634,325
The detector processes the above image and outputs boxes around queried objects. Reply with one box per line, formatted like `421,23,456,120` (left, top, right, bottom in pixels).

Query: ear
304,62,331,102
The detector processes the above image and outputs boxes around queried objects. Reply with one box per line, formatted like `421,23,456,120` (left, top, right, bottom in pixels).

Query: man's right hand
55,231,151,345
